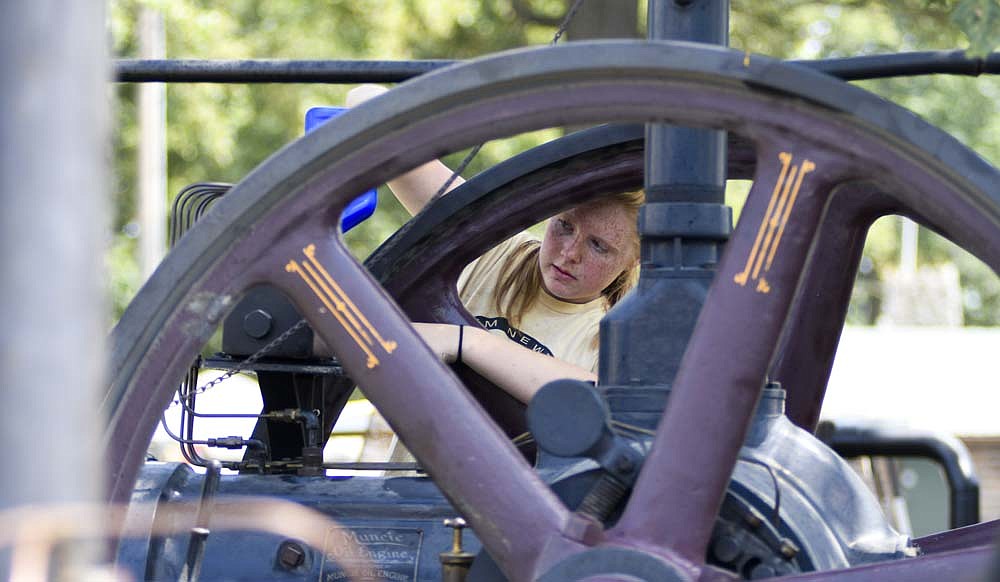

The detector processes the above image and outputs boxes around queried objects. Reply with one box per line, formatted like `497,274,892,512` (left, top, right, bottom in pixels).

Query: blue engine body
115,387,911,580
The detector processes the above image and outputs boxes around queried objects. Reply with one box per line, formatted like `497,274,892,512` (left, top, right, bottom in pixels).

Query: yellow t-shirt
385,233,607,470
457,232,605,373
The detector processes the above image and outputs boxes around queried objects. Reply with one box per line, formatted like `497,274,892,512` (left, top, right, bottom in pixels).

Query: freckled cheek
582,258,621,286
539,241,558,265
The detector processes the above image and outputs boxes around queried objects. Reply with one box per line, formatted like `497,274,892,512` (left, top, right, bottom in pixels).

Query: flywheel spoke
610,141,849,563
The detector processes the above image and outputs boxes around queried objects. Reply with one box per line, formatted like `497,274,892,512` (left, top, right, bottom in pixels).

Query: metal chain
172,318,309,406
428,0,587,203
551,0,586,45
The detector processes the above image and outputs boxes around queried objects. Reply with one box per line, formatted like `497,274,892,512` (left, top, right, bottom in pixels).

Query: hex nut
277,540,306,570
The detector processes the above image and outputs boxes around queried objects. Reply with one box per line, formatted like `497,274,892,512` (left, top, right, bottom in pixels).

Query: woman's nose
561,236,583,262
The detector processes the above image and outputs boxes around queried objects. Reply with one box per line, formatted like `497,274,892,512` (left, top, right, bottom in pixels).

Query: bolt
277,540,306,570
243,309,273,339
710,535,741,564
779,539,799,559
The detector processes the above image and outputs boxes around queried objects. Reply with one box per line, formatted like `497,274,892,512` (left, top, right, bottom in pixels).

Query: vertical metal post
0,0,109,576
644,0,728,197
138,7,167,279
599,0,730,428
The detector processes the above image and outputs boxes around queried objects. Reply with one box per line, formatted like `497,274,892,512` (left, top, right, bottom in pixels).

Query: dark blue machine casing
116,388,909,581
117,464,481,581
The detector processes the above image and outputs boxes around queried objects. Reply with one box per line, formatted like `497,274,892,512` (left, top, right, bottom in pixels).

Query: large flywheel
107,41,1000,581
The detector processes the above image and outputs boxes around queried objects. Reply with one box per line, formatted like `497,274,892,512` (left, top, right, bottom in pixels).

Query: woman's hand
346,84,388,107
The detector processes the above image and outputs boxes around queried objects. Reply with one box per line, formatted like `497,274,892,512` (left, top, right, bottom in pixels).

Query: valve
439,517,474,582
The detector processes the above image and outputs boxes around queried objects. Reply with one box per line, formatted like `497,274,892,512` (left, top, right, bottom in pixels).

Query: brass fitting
440,517,475,582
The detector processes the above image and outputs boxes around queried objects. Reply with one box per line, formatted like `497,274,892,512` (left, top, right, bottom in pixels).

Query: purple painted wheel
107,42,1000,580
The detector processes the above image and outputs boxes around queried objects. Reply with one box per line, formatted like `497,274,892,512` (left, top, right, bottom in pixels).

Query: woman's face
538,201,638,304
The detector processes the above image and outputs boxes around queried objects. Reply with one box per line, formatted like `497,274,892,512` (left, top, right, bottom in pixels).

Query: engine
118,375,912,581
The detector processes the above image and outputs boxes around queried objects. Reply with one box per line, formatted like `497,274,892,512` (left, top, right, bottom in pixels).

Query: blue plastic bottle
305,107,378,232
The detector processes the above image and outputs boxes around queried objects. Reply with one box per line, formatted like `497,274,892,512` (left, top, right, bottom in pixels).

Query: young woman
348,85,644,403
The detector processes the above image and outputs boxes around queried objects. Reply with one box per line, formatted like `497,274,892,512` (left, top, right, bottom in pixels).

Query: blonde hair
492,190,644,328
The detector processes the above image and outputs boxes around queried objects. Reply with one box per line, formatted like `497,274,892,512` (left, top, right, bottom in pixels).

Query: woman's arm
413,322,597,404
346,84,464,216
384,160,464,216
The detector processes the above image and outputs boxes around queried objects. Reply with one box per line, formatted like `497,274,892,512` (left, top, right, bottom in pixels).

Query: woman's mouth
552,264,576,280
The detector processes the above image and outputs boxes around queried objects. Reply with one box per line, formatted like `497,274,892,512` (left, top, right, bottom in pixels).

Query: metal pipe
790,50,1000,80
115,59,452,83
822,422,981,529
645,0,728,196
180,460,222,582
113,51,1000,85
138,8,167,279
0,0,108,577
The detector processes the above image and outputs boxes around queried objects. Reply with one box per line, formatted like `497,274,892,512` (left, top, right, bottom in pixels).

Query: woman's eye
557,219,573,233
590,239,608,254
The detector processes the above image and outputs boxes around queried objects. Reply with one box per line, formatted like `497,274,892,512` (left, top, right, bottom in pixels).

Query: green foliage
951,0,1000,56
106,233,143,322
731,0,997,57
729,1,1000,326
790,3,1000,325
109,1,1000,327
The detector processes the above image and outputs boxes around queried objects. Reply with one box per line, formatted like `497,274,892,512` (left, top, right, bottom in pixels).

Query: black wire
740,456,782,527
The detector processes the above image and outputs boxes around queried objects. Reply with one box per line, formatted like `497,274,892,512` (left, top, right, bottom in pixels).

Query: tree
108,1,1000,325
508,0,640,39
